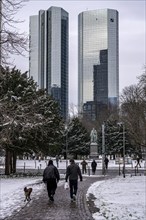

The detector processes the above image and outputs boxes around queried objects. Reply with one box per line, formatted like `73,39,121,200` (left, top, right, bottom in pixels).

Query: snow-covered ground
87,175,146,220
0,159,146,219
0,177,44,219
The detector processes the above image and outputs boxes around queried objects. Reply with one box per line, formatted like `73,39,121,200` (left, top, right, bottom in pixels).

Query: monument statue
90,128,97,143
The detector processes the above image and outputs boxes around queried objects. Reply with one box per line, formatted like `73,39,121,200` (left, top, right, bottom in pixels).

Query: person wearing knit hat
65,159,82,202
43,159,60,202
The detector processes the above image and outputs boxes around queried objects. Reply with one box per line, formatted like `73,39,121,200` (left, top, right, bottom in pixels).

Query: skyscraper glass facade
29,7,69,120
78,9,119,117
29,15,39,84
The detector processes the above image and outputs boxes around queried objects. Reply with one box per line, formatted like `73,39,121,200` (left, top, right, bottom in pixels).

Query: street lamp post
122,123,126,178
102,123,105,175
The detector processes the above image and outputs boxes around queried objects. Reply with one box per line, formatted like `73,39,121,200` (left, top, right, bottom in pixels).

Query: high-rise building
29,15,39,84
78,9,119,120
29,6,69,120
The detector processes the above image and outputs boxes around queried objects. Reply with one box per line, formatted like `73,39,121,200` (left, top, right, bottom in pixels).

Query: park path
4,176,110,220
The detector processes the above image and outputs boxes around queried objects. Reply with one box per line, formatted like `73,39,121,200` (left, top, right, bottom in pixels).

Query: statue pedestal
90,142,98,159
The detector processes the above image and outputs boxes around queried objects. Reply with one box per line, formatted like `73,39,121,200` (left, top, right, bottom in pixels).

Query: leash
3,201,30,220
3,181,44,220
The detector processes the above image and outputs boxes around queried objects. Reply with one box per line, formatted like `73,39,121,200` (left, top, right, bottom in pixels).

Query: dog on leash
24,187,32,202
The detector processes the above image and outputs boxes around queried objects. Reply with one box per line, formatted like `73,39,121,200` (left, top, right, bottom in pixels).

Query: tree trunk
12,152,17,173
5,149,11,175
10,151,13,173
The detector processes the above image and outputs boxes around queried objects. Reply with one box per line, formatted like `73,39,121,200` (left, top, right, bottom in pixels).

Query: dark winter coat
81,160,88,168
91,161,97,170
104,158,109,164
65,163,82,181
43,164,60,182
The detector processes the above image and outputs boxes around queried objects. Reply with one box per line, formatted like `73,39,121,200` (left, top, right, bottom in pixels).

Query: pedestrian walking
59,154,62,162
81,159,88,174
55,155,59,168
91,159,97,175
135,156,141,168
104,156,109,169
65,159,82,202
43,159,60,201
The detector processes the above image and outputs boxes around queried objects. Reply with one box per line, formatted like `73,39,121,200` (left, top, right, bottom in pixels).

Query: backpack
44,165,56,179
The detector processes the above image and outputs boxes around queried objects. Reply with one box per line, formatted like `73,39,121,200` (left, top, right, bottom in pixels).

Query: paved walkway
4,176,111,220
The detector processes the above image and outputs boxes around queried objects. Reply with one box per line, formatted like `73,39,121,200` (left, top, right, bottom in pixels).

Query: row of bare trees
120,68,146,155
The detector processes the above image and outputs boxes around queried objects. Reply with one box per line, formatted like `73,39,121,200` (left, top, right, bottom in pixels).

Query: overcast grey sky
13,0,145,106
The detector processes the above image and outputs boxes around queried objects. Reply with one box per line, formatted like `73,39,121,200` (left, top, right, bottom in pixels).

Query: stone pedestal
90,142,98,159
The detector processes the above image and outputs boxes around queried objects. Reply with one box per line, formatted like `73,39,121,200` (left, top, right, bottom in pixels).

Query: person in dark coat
81,159,88,174
43,159,60,201
91,159,97,175
104,157,109,169
55,155,59,168
135,156,141,168
65,159,82,201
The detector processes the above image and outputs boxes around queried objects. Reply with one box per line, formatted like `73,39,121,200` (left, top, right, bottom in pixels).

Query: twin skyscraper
29,6,119,121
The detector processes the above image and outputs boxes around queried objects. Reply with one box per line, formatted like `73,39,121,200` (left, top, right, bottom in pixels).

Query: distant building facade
29,6,69,120
78,9,119,120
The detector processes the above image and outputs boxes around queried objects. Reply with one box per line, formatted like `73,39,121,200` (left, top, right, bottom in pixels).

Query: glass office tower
78,9,119,117
29,15,39,84
29,7,69,120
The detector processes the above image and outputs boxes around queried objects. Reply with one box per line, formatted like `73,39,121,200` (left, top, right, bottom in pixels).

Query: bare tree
138,66,146,97
0,0,28,68
69,103,78,118
120,67,146,154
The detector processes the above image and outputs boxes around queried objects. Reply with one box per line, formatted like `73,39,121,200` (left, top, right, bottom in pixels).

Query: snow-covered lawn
87,175,146,220
0,177,43,219
0,176,65,219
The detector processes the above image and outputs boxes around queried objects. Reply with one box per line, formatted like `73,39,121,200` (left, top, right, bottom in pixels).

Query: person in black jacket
104,157,109,169
91,159,97,175
135,156,141,168
81,159,88,174
65,159,82,201
43,159,60,201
